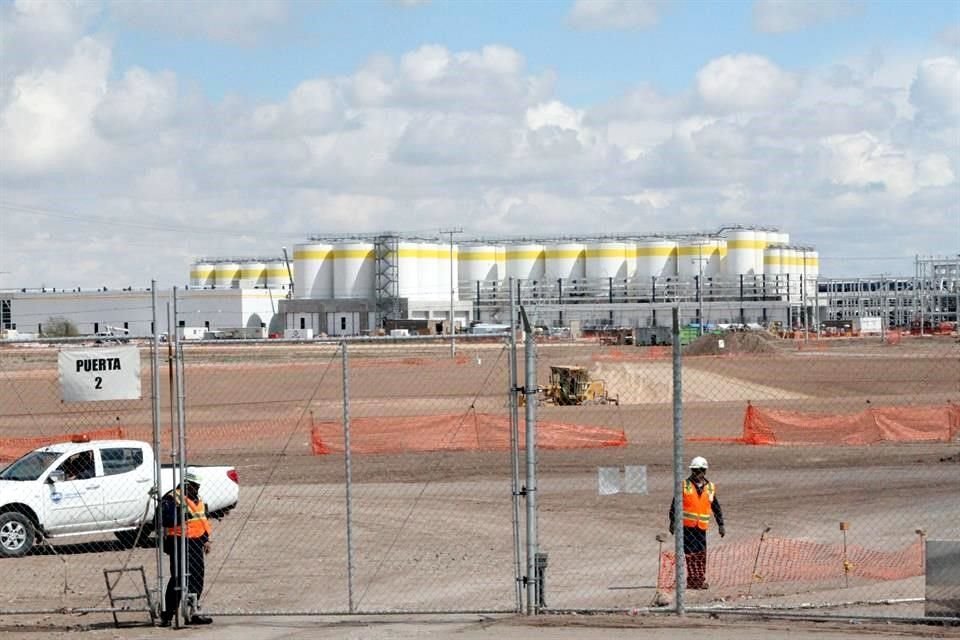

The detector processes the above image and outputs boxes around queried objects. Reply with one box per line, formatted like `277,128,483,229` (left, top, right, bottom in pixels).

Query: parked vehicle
0,438,238,557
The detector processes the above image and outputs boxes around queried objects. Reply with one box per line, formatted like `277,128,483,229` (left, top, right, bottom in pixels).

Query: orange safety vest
164,491,212,539
681,479,715,530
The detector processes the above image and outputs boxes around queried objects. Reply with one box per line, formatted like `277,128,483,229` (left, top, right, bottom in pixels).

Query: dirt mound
683,331,779,356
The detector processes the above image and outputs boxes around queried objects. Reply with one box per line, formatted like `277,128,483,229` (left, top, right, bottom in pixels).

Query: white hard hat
690,456,708,470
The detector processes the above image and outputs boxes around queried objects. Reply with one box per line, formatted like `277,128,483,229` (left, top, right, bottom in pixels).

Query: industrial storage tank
418,242,441,299
781,247,799,299
264,260,290,290
333,242,375,299
763,246,784,278
434,243,459,301
724,229,757,276
395,241,421,299
753,230,769,275
505,244,545,281
678,239,723,278
770,231,790,246
634,239,677,280
624,241,637,278
239,261,266,289
190,262,215,289
294,243,334,299
544,243,586,281
459,245,502,285
214,262,240,289
804,249,819,281
585,242,627,280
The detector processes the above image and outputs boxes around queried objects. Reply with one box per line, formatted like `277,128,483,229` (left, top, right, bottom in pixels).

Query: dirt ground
0,334,958,628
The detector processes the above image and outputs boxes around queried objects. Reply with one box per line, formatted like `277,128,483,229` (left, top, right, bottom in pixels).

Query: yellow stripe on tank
585,248,626,258
544,249,585,259
635,247,676,257
294,250,332,260
459,251,499,261
727,240,768,250
332,249,375,259
506,250,545,260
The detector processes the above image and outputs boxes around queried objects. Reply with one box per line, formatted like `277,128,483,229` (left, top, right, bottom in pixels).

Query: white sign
859,317,882,334
58,346,141,402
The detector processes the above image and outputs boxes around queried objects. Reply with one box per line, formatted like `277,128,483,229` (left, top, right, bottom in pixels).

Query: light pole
440,227,462,356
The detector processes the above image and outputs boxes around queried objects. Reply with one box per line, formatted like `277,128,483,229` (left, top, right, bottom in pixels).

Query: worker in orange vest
159,472,213,626
668,456,725,589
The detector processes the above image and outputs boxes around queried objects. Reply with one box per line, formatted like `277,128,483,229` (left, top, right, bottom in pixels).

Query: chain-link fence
1,314,958,626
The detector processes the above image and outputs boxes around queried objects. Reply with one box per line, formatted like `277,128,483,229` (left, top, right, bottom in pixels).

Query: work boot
189,614,213,625
157,617,172,628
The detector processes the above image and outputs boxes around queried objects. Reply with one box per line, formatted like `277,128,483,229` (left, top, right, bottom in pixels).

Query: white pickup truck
0,439,239,557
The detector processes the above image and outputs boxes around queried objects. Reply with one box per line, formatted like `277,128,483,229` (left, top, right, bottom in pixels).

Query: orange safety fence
0,428,125,461
693,402,960,446
311,412,627,455
657,537,923,591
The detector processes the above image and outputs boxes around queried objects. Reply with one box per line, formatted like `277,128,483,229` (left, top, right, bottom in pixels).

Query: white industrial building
5,227,953,340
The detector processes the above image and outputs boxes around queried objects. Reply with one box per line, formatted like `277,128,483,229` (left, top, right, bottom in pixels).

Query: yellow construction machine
542,365,619,406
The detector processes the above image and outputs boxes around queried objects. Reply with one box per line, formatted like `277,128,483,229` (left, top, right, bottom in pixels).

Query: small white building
1,288,284,338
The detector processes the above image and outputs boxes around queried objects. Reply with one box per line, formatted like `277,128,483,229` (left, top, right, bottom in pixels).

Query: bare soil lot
0,335,957,626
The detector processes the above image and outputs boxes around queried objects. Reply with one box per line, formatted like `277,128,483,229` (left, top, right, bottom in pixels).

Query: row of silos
293,241,460,300
190,260,290,289
190,229,816,298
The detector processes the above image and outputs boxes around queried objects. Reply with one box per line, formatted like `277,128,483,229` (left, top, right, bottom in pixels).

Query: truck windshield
0,451,61,481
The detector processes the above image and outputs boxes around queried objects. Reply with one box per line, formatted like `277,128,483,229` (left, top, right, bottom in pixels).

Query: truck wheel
0,512,36,558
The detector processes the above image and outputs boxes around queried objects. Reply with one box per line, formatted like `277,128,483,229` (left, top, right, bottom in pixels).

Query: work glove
718,525,726,538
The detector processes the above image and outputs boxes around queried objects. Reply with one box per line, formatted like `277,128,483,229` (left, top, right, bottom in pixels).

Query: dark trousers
163,538,205,620
682,526,708,589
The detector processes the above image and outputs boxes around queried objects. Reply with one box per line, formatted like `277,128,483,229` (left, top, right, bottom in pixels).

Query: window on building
341,317,347,331
300,317,305,330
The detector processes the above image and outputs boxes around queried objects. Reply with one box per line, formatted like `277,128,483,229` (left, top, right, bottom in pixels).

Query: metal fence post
150,281,163,609
508,279,523,612
521,307,539,614
173,289,190,625
342,340,356,613
672,306,686,615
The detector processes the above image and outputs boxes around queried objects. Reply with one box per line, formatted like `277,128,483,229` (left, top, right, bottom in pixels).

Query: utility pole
440,227,462,356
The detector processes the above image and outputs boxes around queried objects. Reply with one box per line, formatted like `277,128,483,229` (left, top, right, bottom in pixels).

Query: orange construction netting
0,428,125,461
697,402,960,446
310,412,627,455
657,536,923,591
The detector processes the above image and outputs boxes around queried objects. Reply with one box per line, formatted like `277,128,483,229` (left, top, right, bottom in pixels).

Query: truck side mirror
48,470,65,484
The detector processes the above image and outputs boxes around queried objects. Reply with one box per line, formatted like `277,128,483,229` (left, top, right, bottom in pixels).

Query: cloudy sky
1,0,958,290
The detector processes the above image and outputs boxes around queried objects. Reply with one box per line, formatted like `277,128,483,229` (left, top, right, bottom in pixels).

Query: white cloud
910,56,960,124
567,0,669,31
0,37,110,175
696,54,799,112
93,68,179,139
753,0,863,34
109,0,290,46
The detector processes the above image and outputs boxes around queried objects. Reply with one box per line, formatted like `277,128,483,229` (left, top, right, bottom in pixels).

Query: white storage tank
418,242,441,299
435,243,459,301
624,241,638,278
544,243,586,281
459,245,502,285
763,246,783,278
265,259,290,290
239,261,266,289
752,230,769,274
586,242,627,280
770,231,790,246
678,239,723,279
395,241,421,299
333,242,375,299
804,248,819,281
214,262,240,289
725,229,757,276
505,244,545,281
190,262,215,289
781,247,800,299
635,239,677,280
294,242,334,299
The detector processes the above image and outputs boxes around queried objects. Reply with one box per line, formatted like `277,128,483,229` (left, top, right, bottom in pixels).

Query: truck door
98,446,150,527
44,450,105,535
